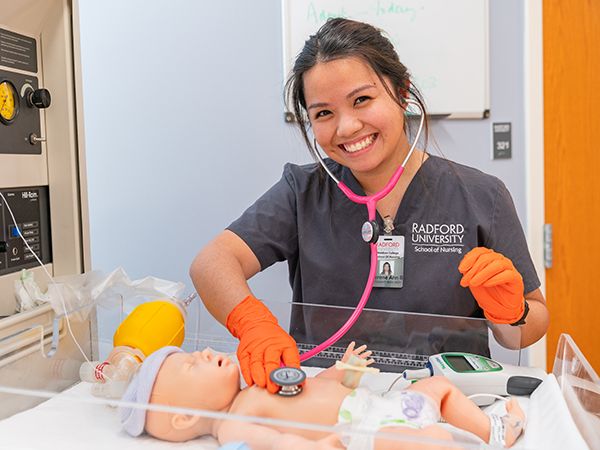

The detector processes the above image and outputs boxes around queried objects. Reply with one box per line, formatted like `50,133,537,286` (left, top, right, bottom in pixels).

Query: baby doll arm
271,432,342,450
316,342,373,381
219,421,341,450
407,376,525,447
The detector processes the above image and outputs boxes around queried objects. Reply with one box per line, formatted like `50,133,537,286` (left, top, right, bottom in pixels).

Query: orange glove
458,247,525,324
226,295,301,393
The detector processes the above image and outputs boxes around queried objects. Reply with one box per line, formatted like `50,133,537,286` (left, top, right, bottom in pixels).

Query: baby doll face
151,348,240,412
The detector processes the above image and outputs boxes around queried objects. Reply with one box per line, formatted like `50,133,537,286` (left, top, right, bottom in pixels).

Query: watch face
0,80,19,124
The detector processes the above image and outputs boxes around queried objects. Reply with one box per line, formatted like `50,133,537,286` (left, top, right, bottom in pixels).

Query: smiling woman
189,17,549,395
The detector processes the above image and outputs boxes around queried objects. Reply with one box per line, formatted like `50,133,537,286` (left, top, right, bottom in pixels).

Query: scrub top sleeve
486,180,541,295
227,164,299,271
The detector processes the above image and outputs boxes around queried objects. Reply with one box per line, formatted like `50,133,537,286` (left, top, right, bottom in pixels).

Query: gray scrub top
227,155,540,359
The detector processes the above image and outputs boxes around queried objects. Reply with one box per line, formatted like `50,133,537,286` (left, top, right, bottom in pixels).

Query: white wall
78,1,534,310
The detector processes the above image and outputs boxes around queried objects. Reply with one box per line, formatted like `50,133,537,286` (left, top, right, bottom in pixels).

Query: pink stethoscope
298,99,425,362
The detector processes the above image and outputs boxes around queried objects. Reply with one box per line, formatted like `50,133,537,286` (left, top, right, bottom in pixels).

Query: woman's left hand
458,247,525,324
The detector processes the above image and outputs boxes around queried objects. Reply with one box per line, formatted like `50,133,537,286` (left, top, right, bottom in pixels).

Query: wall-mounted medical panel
0,187,52,276
0,0,92,419
0,0,91,317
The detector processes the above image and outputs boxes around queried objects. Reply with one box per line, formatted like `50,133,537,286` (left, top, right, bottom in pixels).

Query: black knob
26,88,51,109
0,242,8,253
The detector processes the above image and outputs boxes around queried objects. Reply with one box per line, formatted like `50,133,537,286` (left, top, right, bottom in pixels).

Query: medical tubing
0,192,93,367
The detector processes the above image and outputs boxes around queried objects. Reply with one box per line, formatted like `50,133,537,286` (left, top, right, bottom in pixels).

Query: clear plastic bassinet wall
0,293,530,449
552,334,600,449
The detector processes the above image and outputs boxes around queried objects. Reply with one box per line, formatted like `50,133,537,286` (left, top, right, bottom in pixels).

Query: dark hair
284,17,430,160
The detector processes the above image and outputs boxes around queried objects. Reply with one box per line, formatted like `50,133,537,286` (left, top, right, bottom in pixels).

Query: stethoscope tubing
299,99,425,362
299,240,379,361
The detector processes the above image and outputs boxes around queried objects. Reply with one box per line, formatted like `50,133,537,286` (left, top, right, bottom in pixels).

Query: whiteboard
282,0,489,119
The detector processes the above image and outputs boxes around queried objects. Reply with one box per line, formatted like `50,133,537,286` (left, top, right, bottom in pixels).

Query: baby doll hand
341,341,374,366
458,247,525,324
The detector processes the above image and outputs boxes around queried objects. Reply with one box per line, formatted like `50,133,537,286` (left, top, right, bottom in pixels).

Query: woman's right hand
190,231,299,392
226,295,301,393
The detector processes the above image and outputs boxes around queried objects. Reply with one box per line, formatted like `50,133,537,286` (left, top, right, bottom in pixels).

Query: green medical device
402,353,546,406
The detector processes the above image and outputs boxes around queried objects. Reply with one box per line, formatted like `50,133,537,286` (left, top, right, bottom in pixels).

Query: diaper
335,388,440,450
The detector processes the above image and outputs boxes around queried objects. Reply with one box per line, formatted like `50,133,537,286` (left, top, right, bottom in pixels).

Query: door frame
524,0,546,370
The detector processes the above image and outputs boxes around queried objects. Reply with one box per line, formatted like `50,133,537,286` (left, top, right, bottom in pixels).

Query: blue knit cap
119,346,184,437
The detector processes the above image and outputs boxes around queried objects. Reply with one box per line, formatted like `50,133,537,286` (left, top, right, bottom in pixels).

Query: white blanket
0,371,587,450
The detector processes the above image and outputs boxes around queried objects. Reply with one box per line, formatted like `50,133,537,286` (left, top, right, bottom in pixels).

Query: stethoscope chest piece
361,220,379,244
270,367,306,396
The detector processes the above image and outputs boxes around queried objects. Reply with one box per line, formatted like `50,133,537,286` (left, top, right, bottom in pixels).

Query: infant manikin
119,343,525,450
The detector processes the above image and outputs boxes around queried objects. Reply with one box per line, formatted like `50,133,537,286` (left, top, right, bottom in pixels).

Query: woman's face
303,57,408,181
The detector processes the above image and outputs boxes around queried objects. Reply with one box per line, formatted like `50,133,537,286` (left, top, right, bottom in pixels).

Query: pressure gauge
0,79,19,125
270,367,306,396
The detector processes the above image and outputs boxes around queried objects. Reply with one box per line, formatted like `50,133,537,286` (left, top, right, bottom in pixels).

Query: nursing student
190,18,549,393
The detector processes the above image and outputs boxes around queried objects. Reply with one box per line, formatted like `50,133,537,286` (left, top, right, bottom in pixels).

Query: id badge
373,235,404,288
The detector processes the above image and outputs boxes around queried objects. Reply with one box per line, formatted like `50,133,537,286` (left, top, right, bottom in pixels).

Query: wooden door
543,1,600,373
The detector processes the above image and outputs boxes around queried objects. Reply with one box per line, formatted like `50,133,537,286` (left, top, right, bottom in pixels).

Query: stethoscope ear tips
361,220,379,244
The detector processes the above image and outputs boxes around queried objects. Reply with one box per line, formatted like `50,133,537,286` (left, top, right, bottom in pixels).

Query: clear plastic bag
42,267,185,322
